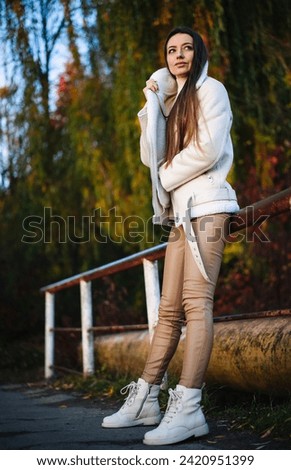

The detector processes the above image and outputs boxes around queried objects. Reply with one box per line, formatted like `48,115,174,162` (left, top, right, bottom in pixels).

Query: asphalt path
0,383,289,451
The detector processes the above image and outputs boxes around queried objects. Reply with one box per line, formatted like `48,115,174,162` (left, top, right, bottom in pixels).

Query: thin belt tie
182,200,209,281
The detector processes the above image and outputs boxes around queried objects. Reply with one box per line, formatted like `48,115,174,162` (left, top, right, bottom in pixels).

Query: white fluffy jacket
138,64,239,226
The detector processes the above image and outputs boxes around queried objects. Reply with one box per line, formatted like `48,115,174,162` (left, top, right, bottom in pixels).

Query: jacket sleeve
137,104,150,168
159,78,233,192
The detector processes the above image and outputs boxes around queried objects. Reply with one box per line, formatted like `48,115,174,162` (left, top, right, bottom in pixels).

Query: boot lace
163,388,183,423
120,381,140,408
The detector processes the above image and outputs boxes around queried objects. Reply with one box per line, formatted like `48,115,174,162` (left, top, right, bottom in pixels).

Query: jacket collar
149,61,209,115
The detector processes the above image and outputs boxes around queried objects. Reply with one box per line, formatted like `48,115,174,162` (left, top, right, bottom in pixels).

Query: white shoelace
163,388,183,423
120,381,140,407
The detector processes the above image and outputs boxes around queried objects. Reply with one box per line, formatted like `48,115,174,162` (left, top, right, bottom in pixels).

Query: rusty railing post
45,291,55,379
80,280,95,376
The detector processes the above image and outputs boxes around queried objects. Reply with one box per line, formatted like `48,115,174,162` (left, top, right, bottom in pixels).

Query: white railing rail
41,188,291,378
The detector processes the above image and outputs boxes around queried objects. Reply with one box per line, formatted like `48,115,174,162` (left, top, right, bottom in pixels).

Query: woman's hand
143,79,159,97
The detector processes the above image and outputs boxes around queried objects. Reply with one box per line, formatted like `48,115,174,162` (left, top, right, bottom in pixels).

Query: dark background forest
0,0,290,375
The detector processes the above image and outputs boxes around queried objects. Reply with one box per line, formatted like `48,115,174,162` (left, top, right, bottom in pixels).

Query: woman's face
166,33,194,79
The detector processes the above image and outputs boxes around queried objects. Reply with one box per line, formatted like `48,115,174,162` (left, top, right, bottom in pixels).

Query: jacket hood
195,61,208,89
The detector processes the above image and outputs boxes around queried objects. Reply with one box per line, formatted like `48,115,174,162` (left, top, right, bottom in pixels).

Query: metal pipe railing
41,187,291,378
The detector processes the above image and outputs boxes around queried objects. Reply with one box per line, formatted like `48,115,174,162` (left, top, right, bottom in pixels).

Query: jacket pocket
190,186,237,207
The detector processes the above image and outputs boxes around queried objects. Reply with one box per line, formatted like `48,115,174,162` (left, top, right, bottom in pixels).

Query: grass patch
52,371,131,400
203,385,291,440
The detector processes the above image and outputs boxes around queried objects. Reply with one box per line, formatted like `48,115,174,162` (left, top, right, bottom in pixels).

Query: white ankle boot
102,378,161,428
143,385,209,445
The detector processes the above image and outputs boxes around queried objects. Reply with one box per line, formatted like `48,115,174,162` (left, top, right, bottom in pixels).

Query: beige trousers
142,213,229,389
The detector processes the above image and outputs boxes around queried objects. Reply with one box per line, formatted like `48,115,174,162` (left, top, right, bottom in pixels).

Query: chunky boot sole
102,414,161,429
143,422,209,446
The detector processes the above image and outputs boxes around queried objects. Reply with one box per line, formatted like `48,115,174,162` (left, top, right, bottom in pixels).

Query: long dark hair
164,27,208,165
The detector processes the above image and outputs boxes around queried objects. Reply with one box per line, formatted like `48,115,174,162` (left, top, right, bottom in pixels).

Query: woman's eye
168,48,175,54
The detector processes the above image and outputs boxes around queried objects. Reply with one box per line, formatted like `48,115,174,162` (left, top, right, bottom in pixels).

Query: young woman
102,26,239,446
